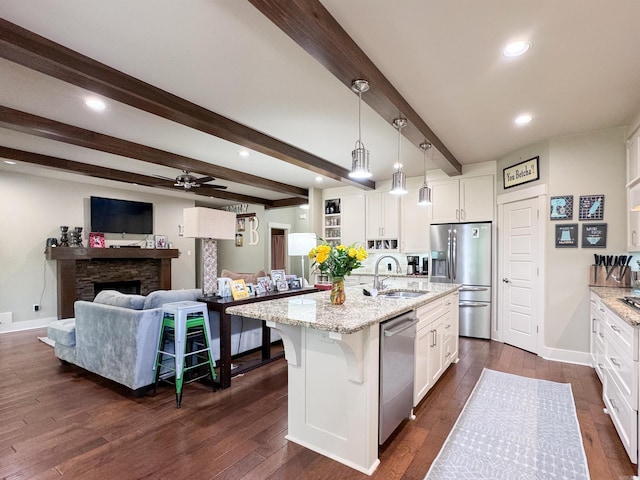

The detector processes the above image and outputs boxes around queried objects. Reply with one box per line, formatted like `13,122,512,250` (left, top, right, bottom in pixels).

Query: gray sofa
47,289,279,394
48,289,202,393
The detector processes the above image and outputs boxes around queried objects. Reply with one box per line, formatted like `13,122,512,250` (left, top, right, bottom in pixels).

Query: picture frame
89,232,105,248
271,269,286,282
154,235,168,249
235,233,243,247
246,283,255,296
503,156,540,189
257,276,271,292
255,283,267,295
555,224,578,248
581,223,607,248
578,195,605,221
236,218,246,232
230,279,250,300
549,195,573,220
290,279,302,290
276,279,289,292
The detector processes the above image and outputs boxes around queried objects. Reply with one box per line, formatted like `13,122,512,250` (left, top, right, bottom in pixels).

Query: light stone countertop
590,286,640,327
226,279,461,334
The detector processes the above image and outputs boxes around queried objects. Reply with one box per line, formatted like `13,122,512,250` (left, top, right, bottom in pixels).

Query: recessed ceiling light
515,114,532,125
85,97,106,111
299,204,310,210
4,160,16,165
238,150,251,157
315,176,323,182
503,41,531,57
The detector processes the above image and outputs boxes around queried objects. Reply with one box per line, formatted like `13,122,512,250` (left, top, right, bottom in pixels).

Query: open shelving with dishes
323,198,341,247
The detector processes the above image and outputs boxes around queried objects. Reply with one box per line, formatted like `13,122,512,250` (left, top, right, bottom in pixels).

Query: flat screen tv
90,196,153,235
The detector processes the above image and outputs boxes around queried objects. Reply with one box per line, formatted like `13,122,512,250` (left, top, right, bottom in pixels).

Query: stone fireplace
46,247,180,318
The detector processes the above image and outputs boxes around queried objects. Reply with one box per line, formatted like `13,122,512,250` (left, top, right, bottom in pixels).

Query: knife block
589,265,630,287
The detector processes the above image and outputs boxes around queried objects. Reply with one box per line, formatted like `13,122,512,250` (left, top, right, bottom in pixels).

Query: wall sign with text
503,156,540,189
578,195,605,221
555,224,578,248
581,223,607,248
550,195,573,220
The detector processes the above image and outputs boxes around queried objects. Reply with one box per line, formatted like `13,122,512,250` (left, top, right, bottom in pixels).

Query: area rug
425,368,590,479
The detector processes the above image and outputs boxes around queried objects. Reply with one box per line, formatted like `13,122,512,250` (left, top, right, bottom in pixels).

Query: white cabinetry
401,188,431,253
627,135,640,250
430,175,494,224
323,194,366,247
366,192,399,251
414,290,459,406
589,292,606,382
591,292,639,464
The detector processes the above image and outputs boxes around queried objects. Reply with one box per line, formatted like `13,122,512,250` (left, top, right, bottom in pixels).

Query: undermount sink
381,290,426,299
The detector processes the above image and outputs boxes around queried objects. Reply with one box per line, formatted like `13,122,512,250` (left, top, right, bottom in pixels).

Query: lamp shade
288,232,316,256
183,207,235,239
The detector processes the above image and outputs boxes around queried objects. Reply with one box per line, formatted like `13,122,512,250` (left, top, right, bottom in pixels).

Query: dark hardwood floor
0,328,635,479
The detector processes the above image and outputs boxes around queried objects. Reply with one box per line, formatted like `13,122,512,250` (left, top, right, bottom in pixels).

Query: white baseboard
0,316,57,334
540,345,591,366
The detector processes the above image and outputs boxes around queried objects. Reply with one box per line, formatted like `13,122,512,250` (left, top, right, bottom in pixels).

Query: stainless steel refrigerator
430,222,492,339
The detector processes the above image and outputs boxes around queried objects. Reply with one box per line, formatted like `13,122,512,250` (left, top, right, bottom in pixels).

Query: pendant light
418,141,432,205
390,117,407,194
348,79,372,179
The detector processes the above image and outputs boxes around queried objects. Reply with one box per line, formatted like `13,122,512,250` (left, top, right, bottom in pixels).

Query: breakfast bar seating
154,301,216,407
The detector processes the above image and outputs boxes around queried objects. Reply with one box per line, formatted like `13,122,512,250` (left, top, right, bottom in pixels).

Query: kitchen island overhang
226,280,461,475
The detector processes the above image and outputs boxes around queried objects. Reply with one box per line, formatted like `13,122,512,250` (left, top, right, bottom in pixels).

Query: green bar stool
154,301,216,407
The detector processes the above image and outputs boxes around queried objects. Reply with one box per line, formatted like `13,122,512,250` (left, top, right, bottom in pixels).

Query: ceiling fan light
418,184,432,205
390,170,407,195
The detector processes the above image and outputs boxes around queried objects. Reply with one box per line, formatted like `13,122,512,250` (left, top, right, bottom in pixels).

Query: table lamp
288,232,317,286
183,207,236,295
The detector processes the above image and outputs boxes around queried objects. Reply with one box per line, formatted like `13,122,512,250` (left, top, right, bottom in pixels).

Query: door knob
502,278,510,283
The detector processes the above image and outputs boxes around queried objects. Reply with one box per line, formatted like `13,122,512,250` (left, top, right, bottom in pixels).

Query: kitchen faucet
373,255,401,290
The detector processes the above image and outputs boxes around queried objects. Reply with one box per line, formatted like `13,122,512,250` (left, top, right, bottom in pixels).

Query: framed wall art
578,195,604,221
549,195,573,220
555,224,578,248
154,235,168,249
503,156,540,189
581,223,607,248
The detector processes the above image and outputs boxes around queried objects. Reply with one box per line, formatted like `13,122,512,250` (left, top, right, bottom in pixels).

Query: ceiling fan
155,170,227,191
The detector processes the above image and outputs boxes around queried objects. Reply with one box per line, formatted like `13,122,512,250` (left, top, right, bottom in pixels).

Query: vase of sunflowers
309,240,368,305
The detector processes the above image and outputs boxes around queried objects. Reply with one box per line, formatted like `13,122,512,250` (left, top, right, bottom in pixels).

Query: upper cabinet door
401,189,431,252
460,175,494,222
430,180,460,223
341,194,366,247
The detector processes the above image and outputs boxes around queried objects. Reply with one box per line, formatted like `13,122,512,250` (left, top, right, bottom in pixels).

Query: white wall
497,127,626,356
0,171,197,328
546,127,626,353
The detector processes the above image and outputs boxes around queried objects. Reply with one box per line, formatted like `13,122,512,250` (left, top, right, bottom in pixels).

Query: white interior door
501,197,540,353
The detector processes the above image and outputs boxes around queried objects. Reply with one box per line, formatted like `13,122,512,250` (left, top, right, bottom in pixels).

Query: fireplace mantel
46,247,179,319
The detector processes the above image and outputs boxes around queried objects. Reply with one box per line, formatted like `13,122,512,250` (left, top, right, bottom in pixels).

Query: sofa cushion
220,269,266,285
94,290,146,310
47,318,76,346
143,289,201,310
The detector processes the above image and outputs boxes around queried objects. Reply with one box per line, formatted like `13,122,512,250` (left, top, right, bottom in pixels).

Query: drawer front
417,297,444,318
442,335,454,368
603,331,637,410
603,374,638,463
604,306,636,359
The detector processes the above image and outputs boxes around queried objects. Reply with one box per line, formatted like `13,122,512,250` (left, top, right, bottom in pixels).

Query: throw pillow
93,290,146,310
220,269,266,286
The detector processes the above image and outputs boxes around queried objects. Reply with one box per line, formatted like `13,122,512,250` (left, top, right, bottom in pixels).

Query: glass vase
330,276,346,305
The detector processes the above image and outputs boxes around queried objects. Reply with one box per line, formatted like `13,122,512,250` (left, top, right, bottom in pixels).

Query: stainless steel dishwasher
379,310,418,444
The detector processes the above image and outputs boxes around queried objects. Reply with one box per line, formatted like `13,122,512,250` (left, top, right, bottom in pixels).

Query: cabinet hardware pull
599,333,605,339
610,325,621,333
598,363,604,370
610,357,621,367
609,398,619,412
592,318,597,333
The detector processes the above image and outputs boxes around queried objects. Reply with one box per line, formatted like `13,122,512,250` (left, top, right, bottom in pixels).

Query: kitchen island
226,279,460,475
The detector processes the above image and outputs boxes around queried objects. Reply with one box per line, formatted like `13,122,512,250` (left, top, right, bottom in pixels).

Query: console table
199,287,318,389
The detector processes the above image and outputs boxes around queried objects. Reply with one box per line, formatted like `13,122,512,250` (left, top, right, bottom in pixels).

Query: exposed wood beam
0,106,308,199
0,146,292,206
248,0,462,176
0,18,375,189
